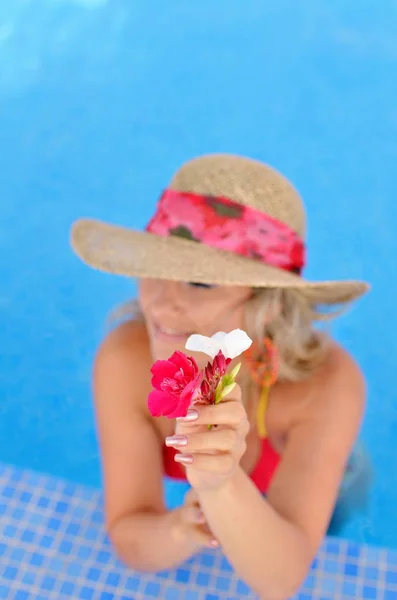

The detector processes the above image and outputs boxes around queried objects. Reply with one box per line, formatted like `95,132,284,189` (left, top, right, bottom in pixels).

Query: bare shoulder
267,341,367,553
322,340,364,378
93,320,167,533
279,339,367,464
310,341,366,415
94,320,153,415
275,340,366,438
95,319,152,367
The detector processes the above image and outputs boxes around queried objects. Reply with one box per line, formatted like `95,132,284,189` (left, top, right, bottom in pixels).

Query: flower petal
148,389,178,417
230,362,242,379
164,389,194,418
219,381,236,400
182,371,203,397
151,360,178,389
211,331,227,342
223,329,253,359
185,334,221,358
169,351,198,378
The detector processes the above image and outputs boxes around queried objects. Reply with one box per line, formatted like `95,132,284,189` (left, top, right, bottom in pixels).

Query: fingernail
177,409,199,422
209,538,219,548
165,435,188,447
174,453,194,465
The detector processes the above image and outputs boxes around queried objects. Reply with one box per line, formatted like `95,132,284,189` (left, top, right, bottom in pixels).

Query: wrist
197,465,243,500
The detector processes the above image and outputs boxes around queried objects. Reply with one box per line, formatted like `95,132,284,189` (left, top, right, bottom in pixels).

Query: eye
188,282,217,289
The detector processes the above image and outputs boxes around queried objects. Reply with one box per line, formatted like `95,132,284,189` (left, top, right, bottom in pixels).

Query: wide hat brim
71,218,370,305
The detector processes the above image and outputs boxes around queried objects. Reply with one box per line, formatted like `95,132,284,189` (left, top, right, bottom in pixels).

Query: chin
149,338,187,360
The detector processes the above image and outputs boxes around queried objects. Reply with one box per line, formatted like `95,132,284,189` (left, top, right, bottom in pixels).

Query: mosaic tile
0,461,397,599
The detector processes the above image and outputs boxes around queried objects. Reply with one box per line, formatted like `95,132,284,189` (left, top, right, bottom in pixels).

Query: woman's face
139,279,253,365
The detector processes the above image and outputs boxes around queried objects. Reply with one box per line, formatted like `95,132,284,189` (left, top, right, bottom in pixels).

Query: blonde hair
110,286,348,380
245,287,337,381
241,287,348,423
109,287,350,425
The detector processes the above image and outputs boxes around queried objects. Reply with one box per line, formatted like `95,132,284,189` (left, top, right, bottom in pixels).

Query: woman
71,154,369,599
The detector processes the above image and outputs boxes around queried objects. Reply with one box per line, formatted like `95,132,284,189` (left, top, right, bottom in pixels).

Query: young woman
71,154,370,599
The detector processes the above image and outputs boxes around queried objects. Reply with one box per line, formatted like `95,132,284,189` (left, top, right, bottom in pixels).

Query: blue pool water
1,0,397,557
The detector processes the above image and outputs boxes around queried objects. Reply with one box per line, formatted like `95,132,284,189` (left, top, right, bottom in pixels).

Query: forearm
109,508,199,572
198,467,311,599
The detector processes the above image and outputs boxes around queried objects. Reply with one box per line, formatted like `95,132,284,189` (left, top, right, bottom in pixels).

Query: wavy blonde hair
110,286,347,381
244,287,340,382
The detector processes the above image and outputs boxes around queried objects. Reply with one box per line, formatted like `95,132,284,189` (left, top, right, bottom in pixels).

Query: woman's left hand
165,385,250,492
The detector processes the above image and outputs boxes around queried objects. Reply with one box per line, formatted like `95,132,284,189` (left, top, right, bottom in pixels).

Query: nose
149,280,184,316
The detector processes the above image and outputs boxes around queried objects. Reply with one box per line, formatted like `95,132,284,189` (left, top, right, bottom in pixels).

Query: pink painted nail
165,435,188,447
174,453,194,465
209,538,219,548
177,409,199,422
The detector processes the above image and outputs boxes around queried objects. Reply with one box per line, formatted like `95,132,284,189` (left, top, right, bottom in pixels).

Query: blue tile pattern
0,462,396,599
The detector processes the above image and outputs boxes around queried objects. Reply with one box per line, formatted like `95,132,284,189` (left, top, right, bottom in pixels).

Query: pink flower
148,351,203,419
199,351,232,404
213,351,231,376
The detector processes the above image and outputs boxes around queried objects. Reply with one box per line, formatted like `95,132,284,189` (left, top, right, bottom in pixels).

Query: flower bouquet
148,328,278,437
148,329,253,420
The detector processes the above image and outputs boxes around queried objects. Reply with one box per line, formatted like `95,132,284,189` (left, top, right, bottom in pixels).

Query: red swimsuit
163,436,281,494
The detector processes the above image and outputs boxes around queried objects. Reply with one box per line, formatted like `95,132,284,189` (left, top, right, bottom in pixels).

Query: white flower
185,329,253,360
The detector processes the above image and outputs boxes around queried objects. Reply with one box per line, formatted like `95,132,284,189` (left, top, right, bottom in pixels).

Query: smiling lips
152,320,192,342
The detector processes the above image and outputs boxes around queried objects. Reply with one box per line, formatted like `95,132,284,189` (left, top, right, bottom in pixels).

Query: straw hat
71,154,369,304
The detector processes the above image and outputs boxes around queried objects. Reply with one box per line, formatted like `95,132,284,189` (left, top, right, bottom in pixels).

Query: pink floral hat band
146,189,306,274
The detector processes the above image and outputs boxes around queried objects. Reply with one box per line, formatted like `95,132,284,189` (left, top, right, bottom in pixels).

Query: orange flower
245,339,279,438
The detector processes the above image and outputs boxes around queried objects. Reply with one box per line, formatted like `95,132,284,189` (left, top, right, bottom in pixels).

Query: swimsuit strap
256,385,270,439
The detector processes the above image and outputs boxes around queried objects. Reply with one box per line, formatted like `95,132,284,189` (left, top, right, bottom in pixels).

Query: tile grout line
1,462,396,600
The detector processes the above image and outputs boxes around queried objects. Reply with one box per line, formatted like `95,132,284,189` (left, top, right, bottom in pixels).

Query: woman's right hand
173,488,219,550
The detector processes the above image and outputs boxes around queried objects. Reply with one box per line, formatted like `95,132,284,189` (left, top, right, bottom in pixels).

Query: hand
172,488,219,549
166,385,250,492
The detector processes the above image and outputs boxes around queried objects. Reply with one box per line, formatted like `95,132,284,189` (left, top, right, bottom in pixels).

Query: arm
188,350,366,598
93,323,204,572
199,467,308,599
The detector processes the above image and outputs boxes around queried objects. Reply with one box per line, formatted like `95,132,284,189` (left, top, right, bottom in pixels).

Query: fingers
176,451,236,475
183,500,206,524
180,491,219,549
170,389,249,495
177,398,248,428
189,524,220,549
173,513,217,548
168,428,243,454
